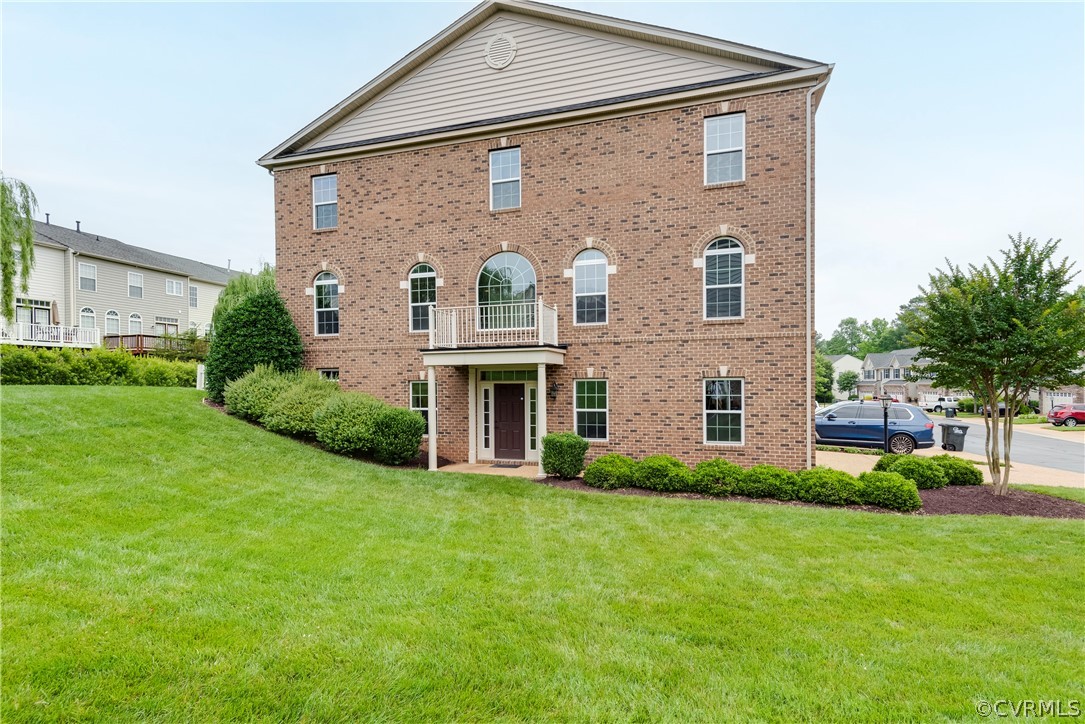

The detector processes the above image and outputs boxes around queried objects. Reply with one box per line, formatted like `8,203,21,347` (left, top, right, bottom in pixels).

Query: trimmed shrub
691,458,744,496
872,453,903,472
958,397,976,414
738,465,799,500
204,288,303,403
224,365,299,422
795,467,863,505
262,373,340,438
0,344,194,386
929,454,984,486
369,406,427,465
313,392,385,455
858,471,922,512
635,455,694,492
886,456,948,490
540,432,590,479
583,454,637,490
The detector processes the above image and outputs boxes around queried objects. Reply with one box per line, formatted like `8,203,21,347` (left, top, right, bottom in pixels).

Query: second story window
166,279,184,296
409,263,437,332
573,249,607,325
78,263,97,292
79,307,95,328
312,174,338,229
189,285,199,308
128,272,144,299
704,238,744,320
314,271,339,335
489,148,520,210
705,114,745,184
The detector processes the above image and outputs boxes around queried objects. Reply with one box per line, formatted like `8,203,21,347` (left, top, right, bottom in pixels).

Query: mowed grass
1011,484,1085,503
3,387,1083,722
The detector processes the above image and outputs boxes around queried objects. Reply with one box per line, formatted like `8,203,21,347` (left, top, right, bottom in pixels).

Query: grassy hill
3,386,1082,721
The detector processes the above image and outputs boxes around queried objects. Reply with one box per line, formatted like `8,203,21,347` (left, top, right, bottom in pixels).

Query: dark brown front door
494,383,526,459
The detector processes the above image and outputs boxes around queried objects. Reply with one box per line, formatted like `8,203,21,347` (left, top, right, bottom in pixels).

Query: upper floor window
704,238,743,319
704,377,744,445
705,114,745,184
893,368,901,379
489,148,520,211
129,313,143,334
128,272,143,299
573,249,607,325
312,174,338,229
166,279,184,296
79,307,95,328
78,263,97,292
478,252,535,329
105,310,120,335
314,271,339,335
189,285,199,308
409,263,437,332
864,369,874,380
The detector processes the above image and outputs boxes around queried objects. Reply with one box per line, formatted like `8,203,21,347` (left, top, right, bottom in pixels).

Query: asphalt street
938,418,1085,474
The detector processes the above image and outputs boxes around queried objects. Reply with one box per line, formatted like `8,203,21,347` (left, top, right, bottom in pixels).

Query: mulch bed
540,477,1085,519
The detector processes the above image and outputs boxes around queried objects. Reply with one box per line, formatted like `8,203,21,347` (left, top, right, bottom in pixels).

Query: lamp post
881,395,892,453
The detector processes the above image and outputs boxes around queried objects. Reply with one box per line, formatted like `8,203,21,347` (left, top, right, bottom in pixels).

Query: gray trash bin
939,423,968,451
944,407,957,419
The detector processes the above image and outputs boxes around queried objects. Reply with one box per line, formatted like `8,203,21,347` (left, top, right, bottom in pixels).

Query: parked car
815,401,935,454
982,402,1022,417
1048,403,1085,427
921,396,960,413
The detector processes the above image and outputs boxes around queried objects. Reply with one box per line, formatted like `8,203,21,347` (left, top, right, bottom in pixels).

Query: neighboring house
855,347,957,402
259,0,832,472
1038,384,1085,413
3,220,236,350
825,353,861,401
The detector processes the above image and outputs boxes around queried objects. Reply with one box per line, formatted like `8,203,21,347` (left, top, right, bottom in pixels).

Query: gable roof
862,347,925,369
33,221,238,286
259,0,831,168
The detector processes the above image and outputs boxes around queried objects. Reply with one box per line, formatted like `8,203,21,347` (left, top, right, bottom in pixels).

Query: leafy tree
904,234,1085,495
818,317,863,355
1,174,38,321
814,352,835,403
836,370,860,398
204,287,303,402
210,264,277,330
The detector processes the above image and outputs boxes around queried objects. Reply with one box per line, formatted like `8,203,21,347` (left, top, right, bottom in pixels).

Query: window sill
704,180,746,190
313,333,339,338
702,317,745,325
313,227,338,233
703,442,745,447
490,207,522,215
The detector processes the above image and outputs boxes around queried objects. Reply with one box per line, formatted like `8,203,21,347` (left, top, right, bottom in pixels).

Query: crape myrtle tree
1,175,37,321
904,234,1085,495
836,370,860,399
204,287,303,402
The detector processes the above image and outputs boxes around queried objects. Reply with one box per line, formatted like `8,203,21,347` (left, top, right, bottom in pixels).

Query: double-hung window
704,238,743,319
574,380,608,441
573,249,607,325
489,148,520,210
166,279,184,296
128,272,144,299
704,378,744,444
409,264,437,332
314,272,339,335
313,174,338,229
78,263,97,292
189,285,199,308
704,114,745,184
410,381,430,435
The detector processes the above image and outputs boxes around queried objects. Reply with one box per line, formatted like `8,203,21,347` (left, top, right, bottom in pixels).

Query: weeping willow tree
1,174,38,321
210,264,277,330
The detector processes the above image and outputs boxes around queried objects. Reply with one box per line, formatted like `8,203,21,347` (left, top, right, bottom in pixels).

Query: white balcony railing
429,299,558,349
1,322,100,348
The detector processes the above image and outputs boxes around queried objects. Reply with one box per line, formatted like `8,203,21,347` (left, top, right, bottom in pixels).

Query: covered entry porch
421,346,566,476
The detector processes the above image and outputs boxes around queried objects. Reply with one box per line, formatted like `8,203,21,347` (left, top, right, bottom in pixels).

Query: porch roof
421,345,567,368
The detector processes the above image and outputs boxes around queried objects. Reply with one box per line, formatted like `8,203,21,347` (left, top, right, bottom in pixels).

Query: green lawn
1011,484,1085,503
4,387,1083,722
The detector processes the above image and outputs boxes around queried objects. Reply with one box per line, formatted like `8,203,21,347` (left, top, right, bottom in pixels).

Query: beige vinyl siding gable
186,280,226,333
73,256,192,336
6,243,68,323
302,13,768,152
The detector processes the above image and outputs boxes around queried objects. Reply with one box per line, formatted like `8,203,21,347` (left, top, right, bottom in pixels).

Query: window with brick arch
573,249,607,325
409,263,437,332
704,238,744,320
314,272,339,335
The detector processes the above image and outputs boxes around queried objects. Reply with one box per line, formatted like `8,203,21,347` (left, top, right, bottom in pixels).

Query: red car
1048,403,1085,427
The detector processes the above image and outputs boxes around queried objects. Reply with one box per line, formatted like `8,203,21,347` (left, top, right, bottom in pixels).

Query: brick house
258,0,832,473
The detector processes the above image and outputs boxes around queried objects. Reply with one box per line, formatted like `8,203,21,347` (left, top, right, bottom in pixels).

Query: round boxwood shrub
872,453,903,473
886,456,948,490
583,453,637,490
858,471,922,512
224,365,298,422
262,373,340,438
313,392,385,455
692,458,744,496
540,432,590,479
635,455,694,492
738,465,799,500
929,454,984,486
795,467,863,505
369,406,427,465
204,288,303,403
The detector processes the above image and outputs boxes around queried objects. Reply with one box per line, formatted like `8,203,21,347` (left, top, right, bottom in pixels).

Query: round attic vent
485,33,517,69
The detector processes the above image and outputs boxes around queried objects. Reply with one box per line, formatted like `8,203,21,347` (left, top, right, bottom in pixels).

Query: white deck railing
1,322,100,348
429,299,558,349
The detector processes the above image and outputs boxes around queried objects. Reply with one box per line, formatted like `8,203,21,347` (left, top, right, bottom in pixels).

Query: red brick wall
274,88,815,470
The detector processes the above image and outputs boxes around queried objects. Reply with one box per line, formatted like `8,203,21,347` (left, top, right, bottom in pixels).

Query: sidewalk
817,448,1084,488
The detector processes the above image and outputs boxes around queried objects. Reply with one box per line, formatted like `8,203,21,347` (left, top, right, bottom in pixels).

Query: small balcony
103,334,204,356
2,322,100,348
428,300,558,349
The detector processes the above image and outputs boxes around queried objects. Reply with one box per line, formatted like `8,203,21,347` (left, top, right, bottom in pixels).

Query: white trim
128,272,144,299
474,375,540,463
408,262,438,333
573,378,609,442
489,147,521,211
128,312,143,334
410,379,431,437
703,113,745,185
313,271,340,335
572,249,608,326
702,238,745,320
312,174,338,230
423,346,566,368
78,262,97,292
104,309,120,335
703,377,745,446
189,284,199,308
165,279,185,297
79,306,95,329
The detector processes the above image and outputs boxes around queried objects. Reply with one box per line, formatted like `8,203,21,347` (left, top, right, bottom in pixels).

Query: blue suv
815,401,935,454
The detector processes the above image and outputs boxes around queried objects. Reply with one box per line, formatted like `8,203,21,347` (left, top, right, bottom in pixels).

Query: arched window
573,249,607,325
477,252,536,329
704,238,744,319
105,310,120,335
409,263,437,332
314,271,339,335
80,307,95,328
129,313,143,334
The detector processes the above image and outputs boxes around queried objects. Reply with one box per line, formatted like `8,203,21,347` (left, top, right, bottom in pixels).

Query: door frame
476,372,538,462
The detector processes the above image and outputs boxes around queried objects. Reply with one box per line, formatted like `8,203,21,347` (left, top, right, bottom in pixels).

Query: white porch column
537,363,547,477
468,366,477,464
427,365,438,471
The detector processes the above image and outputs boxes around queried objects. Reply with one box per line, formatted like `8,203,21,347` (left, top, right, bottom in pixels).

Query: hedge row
222,366,425,466
0,345,197,387
873,453,983,487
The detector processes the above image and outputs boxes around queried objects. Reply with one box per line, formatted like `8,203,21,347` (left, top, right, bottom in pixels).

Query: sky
3,1,1082,334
